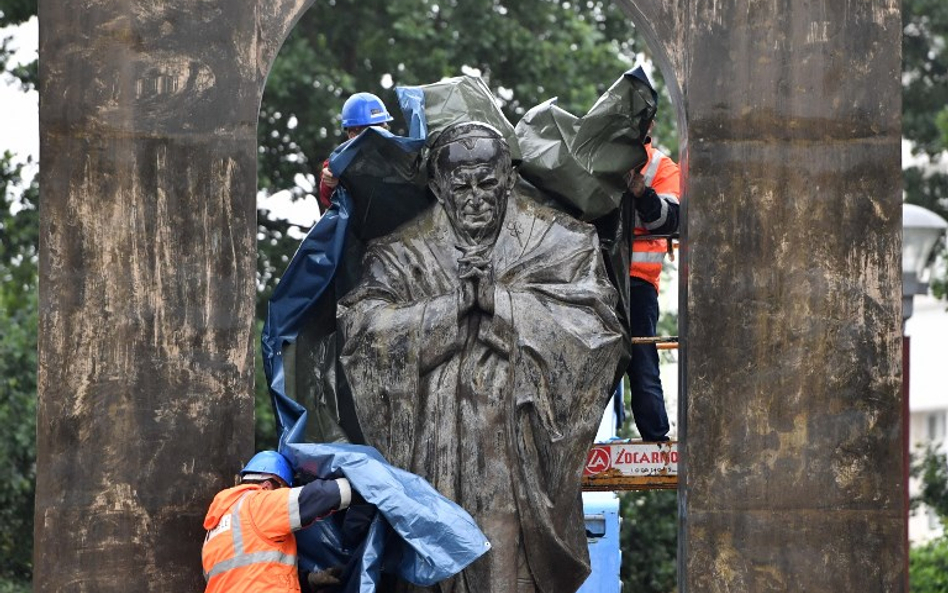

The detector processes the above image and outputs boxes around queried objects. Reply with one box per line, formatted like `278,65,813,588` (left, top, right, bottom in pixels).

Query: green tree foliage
259,0,643,197
253,319,278,452
903,0,948,298
618,490,677,593
0,0,33,25
0,150,37,585
912,447,948,526
903,0,948,172
0,154,36,309
910,536,948,593
0,5,39,588
615,377,678,592
909,448,948,593
0,293,35,583
0,0,36,90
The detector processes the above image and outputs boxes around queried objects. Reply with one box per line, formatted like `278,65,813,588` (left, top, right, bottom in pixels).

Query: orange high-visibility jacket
630,143,681,292
202,483,304,593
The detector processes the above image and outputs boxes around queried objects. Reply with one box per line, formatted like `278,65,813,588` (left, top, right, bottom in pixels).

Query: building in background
907,292,948,544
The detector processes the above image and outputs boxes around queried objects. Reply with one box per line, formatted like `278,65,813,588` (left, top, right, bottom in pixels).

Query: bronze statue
338,122,627,592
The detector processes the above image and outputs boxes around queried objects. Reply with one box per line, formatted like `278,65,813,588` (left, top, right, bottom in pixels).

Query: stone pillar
626,0,906,590
34,1,313,590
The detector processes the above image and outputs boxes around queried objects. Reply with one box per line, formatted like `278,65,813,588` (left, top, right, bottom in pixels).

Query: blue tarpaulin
284,443,491,590
261,85,430,450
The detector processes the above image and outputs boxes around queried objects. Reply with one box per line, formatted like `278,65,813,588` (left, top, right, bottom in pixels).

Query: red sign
584,442,678,477
584,446,612,475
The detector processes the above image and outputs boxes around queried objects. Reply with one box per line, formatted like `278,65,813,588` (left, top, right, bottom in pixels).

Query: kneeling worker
202,450,351,592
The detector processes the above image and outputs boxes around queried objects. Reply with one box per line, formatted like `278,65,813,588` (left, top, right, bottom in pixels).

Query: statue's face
439,161,509,240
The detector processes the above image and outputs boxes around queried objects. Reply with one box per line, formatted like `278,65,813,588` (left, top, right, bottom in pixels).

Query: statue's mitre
429,121,510,170
431,121,507,151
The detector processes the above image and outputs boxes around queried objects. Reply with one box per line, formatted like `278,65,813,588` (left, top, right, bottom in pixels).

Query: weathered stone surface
686,511,904,591
627,0,905,591
35,1,315,590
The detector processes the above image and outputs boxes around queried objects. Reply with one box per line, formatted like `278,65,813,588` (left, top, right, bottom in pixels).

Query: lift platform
582,326,680,492
579,229,680,593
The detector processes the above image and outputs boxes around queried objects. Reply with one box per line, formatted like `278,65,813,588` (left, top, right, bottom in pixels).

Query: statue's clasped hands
457,244,495,314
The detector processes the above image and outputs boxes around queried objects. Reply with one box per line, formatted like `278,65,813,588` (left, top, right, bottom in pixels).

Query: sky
0,17,38,167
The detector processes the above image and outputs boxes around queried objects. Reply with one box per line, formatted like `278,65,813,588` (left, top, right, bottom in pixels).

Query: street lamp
902,203,948,325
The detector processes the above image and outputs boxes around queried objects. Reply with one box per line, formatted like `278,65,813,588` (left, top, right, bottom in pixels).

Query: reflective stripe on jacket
202,483,303,593
631,143,681,291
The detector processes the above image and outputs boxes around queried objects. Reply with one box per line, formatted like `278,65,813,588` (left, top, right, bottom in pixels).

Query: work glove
307,565,343,590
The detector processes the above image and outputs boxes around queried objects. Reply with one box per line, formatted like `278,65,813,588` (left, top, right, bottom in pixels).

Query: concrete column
34,1,313,590
626,0,906,590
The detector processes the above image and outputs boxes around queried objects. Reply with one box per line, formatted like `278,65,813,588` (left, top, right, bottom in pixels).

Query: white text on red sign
583,442,679,477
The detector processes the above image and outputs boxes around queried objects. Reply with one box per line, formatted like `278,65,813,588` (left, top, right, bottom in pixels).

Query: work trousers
626,277,670,442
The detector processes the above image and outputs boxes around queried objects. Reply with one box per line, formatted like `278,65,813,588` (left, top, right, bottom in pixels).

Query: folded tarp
284,443,491,592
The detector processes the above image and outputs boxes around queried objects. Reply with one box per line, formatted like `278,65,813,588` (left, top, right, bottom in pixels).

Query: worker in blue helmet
318,92,394,214
202,450,351,593
340,92,394,129
237,450,296,486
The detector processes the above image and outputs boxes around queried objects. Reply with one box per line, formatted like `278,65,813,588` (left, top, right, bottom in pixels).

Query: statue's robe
338,189,627,593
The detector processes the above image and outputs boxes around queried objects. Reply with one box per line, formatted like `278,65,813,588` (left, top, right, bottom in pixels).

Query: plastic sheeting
262,67,659,590
517,67,657,221
261,193,353,447
410,74,522,161
284,443,491,591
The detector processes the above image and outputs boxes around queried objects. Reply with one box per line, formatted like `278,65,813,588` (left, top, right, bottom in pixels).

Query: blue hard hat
240,451,294,487
341,92,394,128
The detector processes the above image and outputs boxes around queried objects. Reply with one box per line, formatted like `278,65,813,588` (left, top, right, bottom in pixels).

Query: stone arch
255,0,320,102
35,1,906,592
